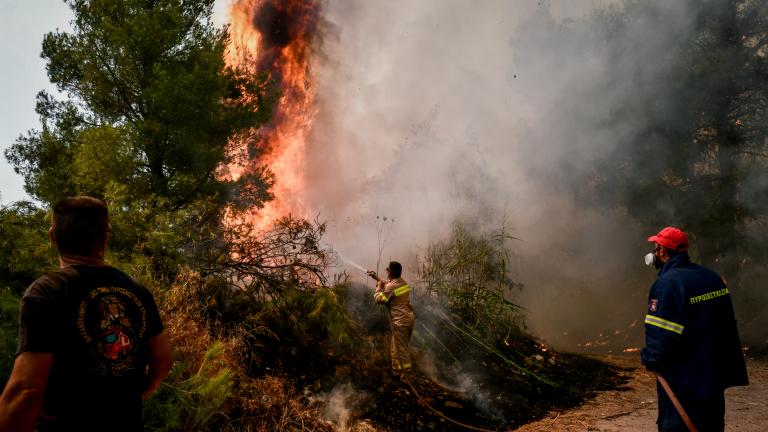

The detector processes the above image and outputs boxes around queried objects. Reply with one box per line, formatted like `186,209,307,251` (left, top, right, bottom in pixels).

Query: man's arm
373,280,391,304
641,280,685,370
367,271,389,303
142,332,172,400
0,352,53,432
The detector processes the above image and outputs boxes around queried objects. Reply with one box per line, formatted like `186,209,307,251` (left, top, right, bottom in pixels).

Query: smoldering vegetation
333,223,622,430
308,0,768,352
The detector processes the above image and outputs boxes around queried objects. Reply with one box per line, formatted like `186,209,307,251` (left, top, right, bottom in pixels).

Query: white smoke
303,0,700,349
310,382,371,431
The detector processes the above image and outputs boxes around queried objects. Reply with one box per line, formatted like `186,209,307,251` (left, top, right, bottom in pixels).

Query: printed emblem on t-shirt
76,287,147,376
649,298,658,312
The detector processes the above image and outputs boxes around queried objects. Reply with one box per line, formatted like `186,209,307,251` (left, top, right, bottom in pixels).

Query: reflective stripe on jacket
374,279,410,304
375,277,414,327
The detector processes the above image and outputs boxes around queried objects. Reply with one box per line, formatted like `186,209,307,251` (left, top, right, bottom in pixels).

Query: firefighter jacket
374,277,414,327
641,253,749,400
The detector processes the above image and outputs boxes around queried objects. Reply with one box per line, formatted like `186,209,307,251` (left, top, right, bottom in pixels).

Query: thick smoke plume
303,0,700,350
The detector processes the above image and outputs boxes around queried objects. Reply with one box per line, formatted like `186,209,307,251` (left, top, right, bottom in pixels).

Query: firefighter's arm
376,280,406,304
641,280,686,371
142,331,172,400
0,352,53,432
373,279,389,304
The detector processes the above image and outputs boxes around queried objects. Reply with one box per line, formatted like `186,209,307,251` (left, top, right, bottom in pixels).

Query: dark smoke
253,3,296,47
249,0,321,82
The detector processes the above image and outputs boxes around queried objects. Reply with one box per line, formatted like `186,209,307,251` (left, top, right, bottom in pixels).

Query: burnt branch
202,215,331,299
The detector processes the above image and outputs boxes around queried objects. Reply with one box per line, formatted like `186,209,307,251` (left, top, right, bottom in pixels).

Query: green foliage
314,280,354,347
0,202,56,295
419,222,524,340
0,198,54,391
154,264,344,430
5,0,275,211
0,289,20,386
2,0,280,289
102,183,224,285
261,282,352,349
415,223,557,386
143,341,234,432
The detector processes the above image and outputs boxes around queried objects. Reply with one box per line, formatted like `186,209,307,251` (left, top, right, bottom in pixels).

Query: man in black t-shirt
0,196,172,432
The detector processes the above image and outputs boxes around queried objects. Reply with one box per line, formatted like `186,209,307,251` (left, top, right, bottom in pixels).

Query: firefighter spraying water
366,261,415,381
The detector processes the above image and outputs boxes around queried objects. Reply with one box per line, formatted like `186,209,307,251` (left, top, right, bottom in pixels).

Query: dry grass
155,269,334,431
232,375,333,432
160,270,231,372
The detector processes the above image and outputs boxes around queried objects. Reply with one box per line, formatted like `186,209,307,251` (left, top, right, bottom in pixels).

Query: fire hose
656,374,698,432
400,375,497,432
400,374,696,432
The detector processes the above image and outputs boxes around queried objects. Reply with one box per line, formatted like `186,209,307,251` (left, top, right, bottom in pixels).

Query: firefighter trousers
657,383,725,432
390,307,414,372
390,322,413,371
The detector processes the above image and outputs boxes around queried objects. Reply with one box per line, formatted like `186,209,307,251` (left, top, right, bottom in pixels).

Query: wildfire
223,0,320,232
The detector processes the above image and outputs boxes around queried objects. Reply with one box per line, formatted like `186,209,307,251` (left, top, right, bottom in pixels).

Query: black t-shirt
17,265,163,432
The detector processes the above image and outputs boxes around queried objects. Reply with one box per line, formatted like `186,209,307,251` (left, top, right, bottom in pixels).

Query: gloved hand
367,270,379,281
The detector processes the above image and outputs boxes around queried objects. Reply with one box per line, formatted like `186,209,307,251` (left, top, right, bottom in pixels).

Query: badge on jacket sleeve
649,299,658,312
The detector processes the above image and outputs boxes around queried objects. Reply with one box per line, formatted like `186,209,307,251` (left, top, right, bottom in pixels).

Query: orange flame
224,0,319,232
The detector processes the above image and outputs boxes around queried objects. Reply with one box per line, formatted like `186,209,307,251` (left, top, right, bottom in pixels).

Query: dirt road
514,355,767,432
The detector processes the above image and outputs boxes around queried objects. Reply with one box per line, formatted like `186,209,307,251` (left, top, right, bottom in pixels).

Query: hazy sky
0,0,231,204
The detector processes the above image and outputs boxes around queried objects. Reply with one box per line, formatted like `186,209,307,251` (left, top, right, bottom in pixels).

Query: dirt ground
513,354,767,432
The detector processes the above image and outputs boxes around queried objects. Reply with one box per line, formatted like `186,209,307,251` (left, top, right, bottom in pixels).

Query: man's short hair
387,261,402,278
52,196,109,256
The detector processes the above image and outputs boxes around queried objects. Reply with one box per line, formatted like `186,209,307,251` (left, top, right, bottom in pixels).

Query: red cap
648,227,688,252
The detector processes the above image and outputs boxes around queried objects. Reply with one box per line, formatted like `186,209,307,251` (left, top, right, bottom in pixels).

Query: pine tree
6,0,276,211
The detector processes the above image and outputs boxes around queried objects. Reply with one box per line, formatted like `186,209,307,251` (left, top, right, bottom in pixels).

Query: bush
0,202,56,296
0,202,56,390
0,289,20,388
418,222,526,343
144,341,234,431
146,267,339,431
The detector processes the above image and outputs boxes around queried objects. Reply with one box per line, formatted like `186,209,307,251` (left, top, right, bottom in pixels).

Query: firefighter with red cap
367,261,415,380
642,227,748,432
